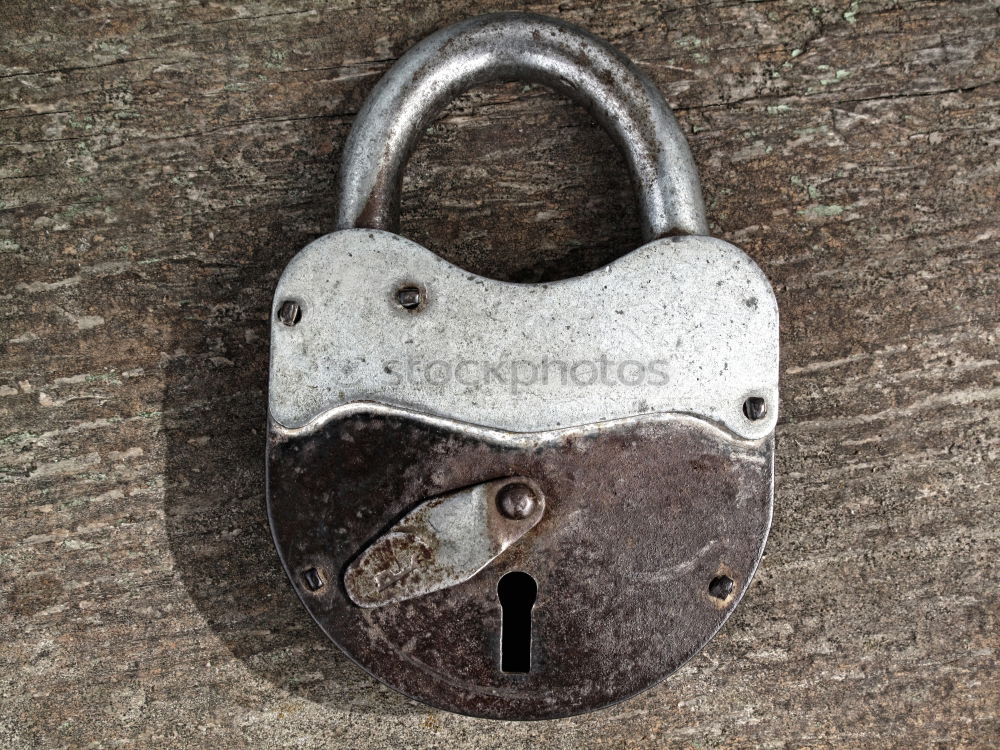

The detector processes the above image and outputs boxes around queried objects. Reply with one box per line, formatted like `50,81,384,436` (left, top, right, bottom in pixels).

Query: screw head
496,482,537,520
709,575,735,600
743,396,767,421
396,286,422,309
278,300,301,326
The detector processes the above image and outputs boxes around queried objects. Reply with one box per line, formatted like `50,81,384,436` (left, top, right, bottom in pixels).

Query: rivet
278,300,302,326
303,567,325,591
709,575,735,600
396,286,422,309
496,482,537,520
743,396,766,421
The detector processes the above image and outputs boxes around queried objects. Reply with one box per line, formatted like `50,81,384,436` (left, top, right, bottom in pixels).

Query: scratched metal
344,476,545,608
267,407,773,720
268,230,779,440
335,12,707,240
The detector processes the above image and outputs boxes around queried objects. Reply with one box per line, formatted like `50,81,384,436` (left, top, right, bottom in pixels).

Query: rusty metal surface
344,476,545,608
267,408,772,720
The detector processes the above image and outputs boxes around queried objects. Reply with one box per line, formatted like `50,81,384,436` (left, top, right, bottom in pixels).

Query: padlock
267,12,778,720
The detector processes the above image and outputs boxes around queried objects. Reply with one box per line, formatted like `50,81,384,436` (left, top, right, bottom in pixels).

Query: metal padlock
267,12,778,720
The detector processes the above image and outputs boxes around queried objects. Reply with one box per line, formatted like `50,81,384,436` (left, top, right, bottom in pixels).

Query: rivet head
396,286,423,309
743,396,767,421
496,482,537,520
303,567,325,591
278,300,301,326
709,575,735,600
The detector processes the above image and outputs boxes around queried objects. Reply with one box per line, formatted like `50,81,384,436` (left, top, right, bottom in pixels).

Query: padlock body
266,230,778,719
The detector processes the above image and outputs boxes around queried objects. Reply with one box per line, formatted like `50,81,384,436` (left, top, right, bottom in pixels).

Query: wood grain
2,1,998,747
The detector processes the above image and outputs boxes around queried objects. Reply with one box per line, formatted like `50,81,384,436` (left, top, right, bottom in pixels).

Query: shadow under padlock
266,12,778,720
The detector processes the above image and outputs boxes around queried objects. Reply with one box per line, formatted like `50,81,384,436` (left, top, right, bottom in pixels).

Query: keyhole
497,571,537,673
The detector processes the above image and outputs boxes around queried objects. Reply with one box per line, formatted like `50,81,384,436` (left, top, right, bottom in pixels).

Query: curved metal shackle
335,12,708,241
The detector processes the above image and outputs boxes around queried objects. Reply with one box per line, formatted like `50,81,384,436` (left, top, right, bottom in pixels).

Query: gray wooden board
1,1,998,747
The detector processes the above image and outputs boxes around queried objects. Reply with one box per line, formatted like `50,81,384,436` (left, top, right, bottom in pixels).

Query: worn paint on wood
2,1,998,747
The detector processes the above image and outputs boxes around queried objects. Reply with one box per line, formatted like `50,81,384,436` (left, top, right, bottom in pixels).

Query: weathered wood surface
2,1,998,747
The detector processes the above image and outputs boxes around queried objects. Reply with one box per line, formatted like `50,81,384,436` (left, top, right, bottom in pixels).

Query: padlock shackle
335,12,708,240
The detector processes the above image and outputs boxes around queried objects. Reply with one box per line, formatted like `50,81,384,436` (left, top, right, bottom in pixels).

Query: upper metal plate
268,229,778,440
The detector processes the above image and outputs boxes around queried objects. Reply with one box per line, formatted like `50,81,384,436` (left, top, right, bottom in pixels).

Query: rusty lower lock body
266,13,778,720
269,411,771,719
